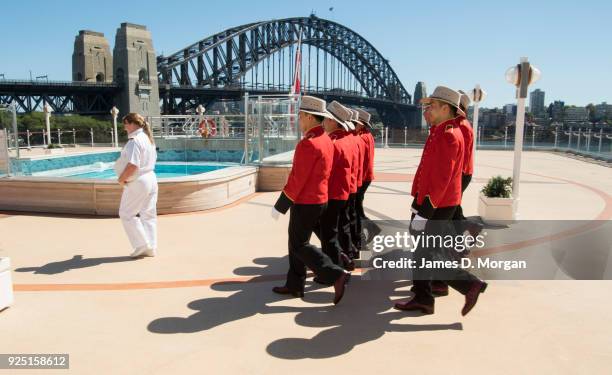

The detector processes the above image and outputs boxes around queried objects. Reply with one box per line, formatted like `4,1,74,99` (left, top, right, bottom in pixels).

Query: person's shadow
15,255,136,275
266,279,463,359
148,255,463,359
148,256,331,334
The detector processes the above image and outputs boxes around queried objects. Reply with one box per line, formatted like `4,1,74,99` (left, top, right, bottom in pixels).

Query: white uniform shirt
114,128,157,181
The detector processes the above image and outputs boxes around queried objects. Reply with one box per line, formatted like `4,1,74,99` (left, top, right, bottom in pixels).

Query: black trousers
313,199,348,265
453,174,472,222
347,193,362,255
285,204,346,292
337,196,354,257
411,206,479,305
355,180,371,219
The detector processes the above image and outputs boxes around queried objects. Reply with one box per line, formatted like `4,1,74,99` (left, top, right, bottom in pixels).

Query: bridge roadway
0,80,120,114
0,80,417,127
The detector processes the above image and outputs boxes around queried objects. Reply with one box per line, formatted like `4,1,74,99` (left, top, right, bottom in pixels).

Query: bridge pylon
113,23,160,118
72,30,113,83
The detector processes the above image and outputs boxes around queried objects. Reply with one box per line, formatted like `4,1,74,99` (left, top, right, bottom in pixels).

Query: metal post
243,92,249,164
73,128,76,146
90,128,94,147
599,129,603,153
504,127,508,149
404,126,407,146
109,131,114,147
258,96,264,162
11,103,19,160
42,130,47,146
531,125,535,148
554,126,558,148
57,129,61,146
587,128,591,151
577,128,581,150
472,101,481,153
384,127,389,148
466,85,486,173
110,106,119,148
2,129,12,177
568,126,572,148
26,129,31,149
43,102,52,145
512,96,526,200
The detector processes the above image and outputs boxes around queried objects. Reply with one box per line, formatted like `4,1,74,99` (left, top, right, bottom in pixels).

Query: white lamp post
505,57,541,209
43,102,53,145
196,104,205,137
110,106,119,148
468,85,486,171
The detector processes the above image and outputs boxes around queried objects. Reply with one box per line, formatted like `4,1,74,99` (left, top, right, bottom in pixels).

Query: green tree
586,103,596,122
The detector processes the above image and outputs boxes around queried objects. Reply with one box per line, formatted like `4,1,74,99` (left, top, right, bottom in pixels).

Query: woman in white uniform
115,113,158,258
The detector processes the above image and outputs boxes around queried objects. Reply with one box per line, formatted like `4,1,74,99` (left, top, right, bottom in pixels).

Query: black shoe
394,299,435,314
272,286,304,298
461,280,487,316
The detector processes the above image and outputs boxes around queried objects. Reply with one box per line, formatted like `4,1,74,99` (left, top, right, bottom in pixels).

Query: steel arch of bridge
157,16,412,105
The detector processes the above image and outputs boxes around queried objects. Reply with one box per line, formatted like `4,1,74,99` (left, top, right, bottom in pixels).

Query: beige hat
349,109,365,127
299,96,334,120
420,86,461,111
356,108,372,127
327,101,353,131
457,90,470,117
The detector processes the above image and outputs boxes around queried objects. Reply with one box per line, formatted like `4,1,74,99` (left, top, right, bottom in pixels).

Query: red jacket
353,132,366,188
347,133,360,193
360,130,375,182
282,125,333,205
328,130,353,201
411,118,465,218
456,116,474,175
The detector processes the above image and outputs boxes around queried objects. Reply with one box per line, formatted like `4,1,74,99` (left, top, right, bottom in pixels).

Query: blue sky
1,0,610,108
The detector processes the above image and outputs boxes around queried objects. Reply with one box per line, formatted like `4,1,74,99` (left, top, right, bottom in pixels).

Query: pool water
66,164,228,179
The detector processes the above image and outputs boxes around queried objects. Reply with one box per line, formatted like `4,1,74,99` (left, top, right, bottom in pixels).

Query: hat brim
300,108,335,120
329,112,350,131
420,96,460,110
345,121,355,131
352,119,365,126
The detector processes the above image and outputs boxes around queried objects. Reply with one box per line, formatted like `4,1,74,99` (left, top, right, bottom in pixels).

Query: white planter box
478,193,517,223
0,257,14,311
44,148,65,155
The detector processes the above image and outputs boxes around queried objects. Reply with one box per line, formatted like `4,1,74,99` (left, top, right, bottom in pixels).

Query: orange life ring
207,118,217,137
198,120,208,137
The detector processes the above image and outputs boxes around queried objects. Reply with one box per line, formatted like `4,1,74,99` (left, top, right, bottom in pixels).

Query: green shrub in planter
481,176,512,198
47,143,63,149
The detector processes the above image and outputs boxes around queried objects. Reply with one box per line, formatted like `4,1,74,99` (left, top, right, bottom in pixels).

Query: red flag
291,30,302,95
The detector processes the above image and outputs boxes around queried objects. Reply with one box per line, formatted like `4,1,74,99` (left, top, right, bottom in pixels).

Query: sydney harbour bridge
0,16,418,127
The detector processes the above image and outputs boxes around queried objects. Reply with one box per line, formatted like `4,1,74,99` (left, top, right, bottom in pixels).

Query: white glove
270,207,281,221
410,214,427,232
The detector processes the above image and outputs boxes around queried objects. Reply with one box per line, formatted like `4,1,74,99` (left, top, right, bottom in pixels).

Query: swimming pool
64,163,229,179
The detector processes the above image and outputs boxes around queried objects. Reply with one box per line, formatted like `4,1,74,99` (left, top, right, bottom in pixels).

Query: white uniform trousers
119,172,158,251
